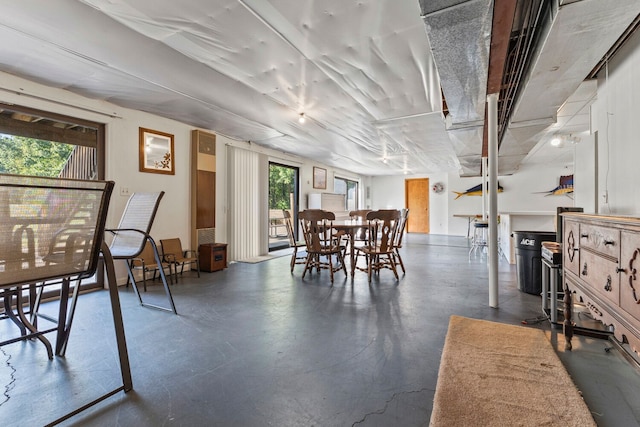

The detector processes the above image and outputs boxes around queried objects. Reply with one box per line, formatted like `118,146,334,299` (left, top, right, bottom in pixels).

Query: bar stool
469,220,489,258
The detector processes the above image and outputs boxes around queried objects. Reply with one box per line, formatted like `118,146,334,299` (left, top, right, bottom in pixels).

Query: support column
487,93,499,308
481,157,488,221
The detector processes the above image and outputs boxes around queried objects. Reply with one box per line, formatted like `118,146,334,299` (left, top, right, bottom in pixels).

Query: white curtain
227,145,268,261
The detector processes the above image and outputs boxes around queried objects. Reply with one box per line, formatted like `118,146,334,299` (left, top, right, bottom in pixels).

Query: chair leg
338,252,347,275
388,254,399,280
395,249,405,274
16,286,53,359
302,254,312,279
57,277,83,356
290,247,297,273
328,253,334,284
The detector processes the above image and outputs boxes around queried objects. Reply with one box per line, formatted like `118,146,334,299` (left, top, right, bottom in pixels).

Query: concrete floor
2,234,640,426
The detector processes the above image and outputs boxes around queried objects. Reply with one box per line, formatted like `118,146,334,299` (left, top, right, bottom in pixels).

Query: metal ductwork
421,0,640,176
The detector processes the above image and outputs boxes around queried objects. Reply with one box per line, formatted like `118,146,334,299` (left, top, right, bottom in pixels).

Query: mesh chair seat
108,192,177,314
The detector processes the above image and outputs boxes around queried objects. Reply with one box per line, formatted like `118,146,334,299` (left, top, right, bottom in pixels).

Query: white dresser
562,213,640,355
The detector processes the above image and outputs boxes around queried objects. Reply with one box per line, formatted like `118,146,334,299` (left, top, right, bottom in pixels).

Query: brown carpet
429,315,596,426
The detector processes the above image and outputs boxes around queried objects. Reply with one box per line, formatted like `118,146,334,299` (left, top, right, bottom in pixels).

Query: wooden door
405,178,430,233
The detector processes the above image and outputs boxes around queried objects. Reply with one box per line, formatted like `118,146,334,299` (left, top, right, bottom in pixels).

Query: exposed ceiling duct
421,0,640,176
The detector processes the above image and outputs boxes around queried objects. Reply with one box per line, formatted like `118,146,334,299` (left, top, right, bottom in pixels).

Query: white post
481,157,488,221
487,93,499,308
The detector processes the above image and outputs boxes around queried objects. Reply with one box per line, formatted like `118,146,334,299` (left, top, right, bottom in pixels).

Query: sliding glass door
268,162,299,251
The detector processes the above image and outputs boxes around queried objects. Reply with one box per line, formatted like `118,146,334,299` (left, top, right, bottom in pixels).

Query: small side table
199,243,228,272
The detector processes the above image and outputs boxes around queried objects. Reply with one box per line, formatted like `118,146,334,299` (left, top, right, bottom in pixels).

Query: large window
334,176,359,211
0,103,105,297
268,162,299,251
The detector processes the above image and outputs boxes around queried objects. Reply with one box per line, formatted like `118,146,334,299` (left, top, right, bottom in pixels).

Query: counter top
499,211,556,216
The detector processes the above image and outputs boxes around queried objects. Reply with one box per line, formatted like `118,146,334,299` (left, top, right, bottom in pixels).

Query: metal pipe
487,93,499,308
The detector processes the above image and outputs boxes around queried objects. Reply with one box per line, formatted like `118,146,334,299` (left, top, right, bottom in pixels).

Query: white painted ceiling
0,0,637,176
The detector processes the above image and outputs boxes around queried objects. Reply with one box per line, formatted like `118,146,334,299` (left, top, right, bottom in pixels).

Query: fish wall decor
454,182,504,200
536,174,574,197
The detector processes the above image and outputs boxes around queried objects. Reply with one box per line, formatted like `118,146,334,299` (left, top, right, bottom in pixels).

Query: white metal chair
107,191,177,314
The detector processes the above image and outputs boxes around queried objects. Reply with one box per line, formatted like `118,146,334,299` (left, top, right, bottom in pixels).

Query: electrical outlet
120,187,130,197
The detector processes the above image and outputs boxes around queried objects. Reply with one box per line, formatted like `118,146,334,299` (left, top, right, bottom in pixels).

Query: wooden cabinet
562,213,640,355
199,243,227,272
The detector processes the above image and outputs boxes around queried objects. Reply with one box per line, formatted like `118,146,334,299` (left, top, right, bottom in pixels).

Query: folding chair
160,238,200,282
107,192,177,314
0,174,132,425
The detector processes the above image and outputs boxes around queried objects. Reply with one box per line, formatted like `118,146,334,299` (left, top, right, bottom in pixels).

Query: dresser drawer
579,223,620,258
580,249,619,305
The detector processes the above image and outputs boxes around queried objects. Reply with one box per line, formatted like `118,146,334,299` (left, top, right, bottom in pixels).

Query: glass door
268,162,299,251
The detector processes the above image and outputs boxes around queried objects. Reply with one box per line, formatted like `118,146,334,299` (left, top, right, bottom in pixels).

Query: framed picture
313,167,327,189
139,127,175,175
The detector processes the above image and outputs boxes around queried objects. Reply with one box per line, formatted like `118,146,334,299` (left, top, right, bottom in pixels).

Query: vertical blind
227,145,268,261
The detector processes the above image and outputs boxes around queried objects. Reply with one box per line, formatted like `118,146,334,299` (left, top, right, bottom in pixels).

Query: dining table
452,214,483,238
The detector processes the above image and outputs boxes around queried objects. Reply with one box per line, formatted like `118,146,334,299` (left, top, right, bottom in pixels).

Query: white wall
0,73,195,245
444,163,577,236
590,27,640,216
0,72,367,281
371,172,449,235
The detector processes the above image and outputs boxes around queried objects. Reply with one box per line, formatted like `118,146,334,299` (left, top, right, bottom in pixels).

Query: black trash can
514,231,556,295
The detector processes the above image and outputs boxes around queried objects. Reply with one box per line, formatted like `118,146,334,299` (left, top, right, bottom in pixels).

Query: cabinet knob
581,233,589,239
616,267,626,273
604,240,615,246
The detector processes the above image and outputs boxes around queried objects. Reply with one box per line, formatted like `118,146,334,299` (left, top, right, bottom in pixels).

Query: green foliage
269,164,296,209
0,135,74,177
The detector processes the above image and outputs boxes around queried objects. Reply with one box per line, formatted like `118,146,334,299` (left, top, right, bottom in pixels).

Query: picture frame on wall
139,127,175,175
313,167,327,189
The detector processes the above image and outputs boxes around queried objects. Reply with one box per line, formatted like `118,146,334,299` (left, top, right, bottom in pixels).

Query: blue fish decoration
454,182,504,200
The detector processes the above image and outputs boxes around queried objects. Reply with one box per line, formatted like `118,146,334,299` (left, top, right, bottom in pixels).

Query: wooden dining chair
299,209,347,284
347,209,371,250
283,209,306,273
354,209,401,283
392,209,409,274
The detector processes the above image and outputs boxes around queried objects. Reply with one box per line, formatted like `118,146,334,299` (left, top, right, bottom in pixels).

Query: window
0,103,105,297
334,176,359,211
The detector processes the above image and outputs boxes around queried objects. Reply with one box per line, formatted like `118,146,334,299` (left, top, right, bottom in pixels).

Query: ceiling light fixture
550,137,562,147
298,112,306,124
